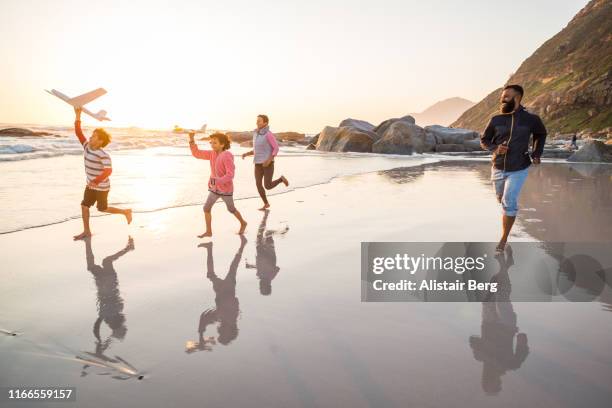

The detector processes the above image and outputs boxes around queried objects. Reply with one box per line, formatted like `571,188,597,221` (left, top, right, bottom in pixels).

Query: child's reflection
80,236,136,378
186,236,247,354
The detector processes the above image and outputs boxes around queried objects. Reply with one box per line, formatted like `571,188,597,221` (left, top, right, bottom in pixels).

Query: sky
0,0,590,133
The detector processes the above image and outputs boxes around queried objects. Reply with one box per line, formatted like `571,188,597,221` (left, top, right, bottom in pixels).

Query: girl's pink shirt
189,143,235,194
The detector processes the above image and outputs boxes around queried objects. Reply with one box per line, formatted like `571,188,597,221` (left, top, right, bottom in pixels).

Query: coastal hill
410,97,474,126
452,0,612,135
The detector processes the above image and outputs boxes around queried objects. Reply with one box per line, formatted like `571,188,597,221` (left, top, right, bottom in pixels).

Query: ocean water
0,124,439,234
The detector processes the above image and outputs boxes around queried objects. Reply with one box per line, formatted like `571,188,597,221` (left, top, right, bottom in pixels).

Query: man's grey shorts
203,191,236,213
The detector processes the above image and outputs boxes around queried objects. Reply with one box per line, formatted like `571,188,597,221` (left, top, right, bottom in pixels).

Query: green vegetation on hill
452,0,612,135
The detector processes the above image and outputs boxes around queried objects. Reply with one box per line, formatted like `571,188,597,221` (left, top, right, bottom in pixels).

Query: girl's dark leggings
254,162,282,204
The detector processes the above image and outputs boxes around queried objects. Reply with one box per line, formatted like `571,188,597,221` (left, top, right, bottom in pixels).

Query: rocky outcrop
315,116,483,154
339,118,376,133
568,140,612,162
0,128,53,137
372,121,435,154
306,133,319,150
316,126,375,153
373,115,416,137
276,132,305,142
424,125,479,145
227,131,253,143
315,118,380,153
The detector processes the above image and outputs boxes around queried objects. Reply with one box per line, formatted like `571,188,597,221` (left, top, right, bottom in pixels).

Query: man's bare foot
280,176,289,187
125,209,133,224
258,204,270,211
73,231,91,240
495,240,506,253
197,231,212,238
238,221,248,235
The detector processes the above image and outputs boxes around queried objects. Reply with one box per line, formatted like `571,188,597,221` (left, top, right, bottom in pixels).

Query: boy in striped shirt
73,108,132,240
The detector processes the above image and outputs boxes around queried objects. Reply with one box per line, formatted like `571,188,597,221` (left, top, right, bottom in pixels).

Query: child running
189,131,247,237
73,108,132,240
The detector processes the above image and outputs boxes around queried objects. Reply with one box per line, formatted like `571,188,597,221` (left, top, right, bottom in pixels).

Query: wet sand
1,161,611,408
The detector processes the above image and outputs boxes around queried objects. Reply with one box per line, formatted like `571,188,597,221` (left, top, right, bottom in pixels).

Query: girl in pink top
189,132,247,237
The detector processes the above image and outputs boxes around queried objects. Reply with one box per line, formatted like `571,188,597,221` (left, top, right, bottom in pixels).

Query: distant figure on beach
81,236,136,378
241,114,289,210
571,134,578,149
186,238,246,353
480,85,547,252
189,131,247,237
73,108,132,240
245,210,289,296
469,246,529,395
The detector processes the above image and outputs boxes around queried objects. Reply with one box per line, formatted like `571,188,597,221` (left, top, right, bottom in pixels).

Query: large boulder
462,138,484,152
424,125,479,144
338,118,376,133
372,122,435,154
567,140,612,162
227,131,253,143
316,126,375,153
435,144,469,153
276,132,305,142
0,127,53,137
373,115,416,136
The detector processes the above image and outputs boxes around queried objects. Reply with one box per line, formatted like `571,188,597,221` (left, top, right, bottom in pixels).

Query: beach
1,159,611,408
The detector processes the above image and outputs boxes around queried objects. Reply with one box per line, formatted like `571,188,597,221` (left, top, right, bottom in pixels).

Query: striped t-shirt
83,141,112,191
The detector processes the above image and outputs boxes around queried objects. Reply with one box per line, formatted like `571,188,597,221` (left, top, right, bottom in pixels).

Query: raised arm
189,132,211,160
74,108,86,145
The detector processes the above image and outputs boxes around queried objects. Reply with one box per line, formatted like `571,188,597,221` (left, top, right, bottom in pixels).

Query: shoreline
2,158,610,236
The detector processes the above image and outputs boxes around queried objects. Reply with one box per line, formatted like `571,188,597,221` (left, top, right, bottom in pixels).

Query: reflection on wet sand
80,236,142,380
245,210,289,296
471,162,612,242
186,237,247,354
469,246,529,395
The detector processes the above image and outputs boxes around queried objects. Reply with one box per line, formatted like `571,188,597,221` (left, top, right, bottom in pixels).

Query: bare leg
496,215,516,252
280,175,289,187
101,206,132,224
233,210,248,235
74,205,92,240
198,211,213,238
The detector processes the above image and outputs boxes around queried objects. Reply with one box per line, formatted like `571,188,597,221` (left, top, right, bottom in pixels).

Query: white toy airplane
45,88,111,121
173,124,207,134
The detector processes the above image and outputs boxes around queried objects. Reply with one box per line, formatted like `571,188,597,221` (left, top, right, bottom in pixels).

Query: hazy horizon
0,0,590,133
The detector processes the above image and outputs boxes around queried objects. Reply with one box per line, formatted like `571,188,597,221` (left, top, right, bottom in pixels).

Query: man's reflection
245,210,288,296
469,246,529,395
186,236,246,354
80,236,135,378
